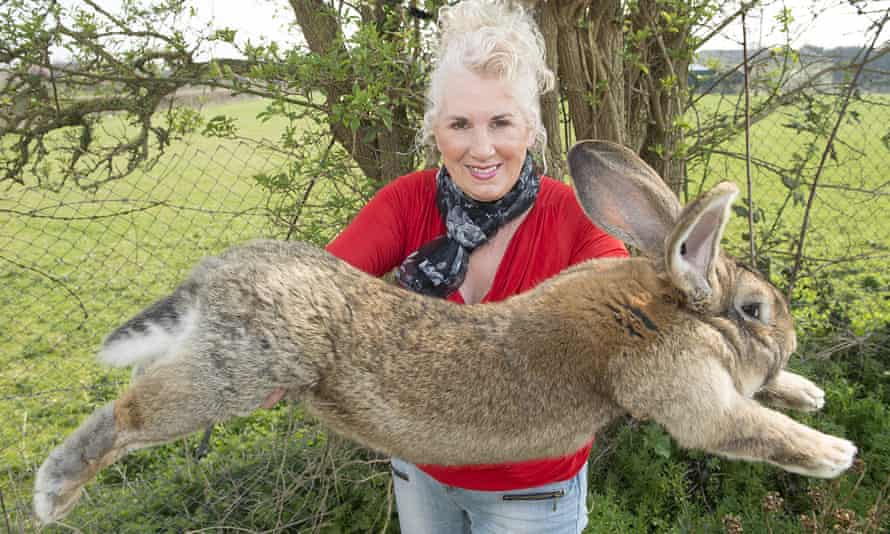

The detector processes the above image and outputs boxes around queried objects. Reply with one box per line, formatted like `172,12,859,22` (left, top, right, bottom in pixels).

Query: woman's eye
449,120,469,130
491,119,511,128
741,303,761,320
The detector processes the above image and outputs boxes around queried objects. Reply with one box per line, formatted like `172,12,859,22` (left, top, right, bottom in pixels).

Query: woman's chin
466,186,507,202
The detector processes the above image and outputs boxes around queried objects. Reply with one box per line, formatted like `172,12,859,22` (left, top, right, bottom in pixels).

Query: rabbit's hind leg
33,362,227,525
33,402,120,524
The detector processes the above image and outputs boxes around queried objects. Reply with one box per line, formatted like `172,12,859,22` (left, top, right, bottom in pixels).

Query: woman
325,2,627,532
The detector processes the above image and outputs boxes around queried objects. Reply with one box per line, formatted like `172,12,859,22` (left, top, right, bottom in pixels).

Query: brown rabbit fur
33,141,856,525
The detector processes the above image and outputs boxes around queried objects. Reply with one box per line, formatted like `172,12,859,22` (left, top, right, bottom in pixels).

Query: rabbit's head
568,141,797,394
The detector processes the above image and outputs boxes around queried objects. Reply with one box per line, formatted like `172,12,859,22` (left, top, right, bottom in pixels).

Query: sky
43,0,888,62
188,0,889,58
701,0,889,50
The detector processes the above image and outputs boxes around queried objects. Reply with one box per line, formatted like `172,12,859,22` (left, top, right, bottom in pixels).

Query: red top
326,169,627,490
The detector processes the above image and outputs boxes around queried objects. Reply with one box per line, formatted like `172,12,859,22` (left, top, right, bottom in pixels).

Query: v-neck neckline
454,205,533,304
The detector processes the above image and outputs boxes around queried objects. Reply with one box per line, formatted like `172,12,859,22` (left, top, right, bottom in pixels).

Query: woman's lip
467,163,502,180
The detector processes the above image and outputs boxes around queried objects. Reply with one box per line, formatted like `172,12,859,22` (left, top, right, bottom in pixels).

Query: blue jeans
390,457,589,534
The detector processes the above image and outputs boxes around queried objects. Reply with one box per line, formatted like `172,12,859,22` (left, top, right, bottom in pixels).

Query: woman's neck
458,207,531,304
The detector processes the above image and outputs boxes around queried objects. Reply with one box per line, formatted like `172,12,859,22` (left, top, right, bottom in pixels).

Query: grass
1,93,889,531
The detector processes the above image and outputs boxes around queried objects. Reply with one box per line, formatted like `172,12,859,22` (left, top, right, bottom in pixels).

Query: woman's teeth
468,165,499,179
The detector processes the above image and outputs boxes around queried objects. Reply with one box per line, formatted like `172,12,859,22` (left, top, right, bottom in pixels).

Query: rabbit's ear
665,182,739,303
567,140,682,256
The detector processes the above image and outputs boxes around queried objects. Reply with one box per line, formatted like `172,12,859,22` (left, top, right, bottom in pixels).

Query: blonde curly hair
421,0,555,163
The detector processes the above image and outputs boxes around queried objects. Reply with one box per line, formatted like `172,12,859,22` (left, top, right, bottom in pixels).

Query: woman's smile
467,163,502,181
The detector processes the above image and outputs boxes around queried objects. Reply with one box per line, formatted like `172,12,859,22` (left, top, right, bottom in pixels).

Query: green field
1,95,888,532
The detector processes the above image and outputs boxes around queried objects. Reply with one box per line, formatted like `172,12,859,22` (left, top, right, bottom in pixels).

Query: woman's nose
469,128,496,159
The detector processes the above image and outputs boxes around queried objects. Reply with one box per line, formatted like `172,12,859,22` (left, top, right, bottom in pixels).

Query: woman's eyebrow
442,112,515,122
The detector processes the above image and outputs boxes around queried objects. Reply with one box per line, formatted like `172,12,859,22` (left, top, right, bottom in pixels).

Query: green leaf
781,174,801,190
202,115,238,138
211,28,237,43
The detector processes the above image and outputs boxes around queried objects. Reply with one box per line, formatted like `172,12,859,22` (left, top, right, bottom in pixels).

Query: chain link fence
2,65,890,531
1,126,283,530
690,47,890,339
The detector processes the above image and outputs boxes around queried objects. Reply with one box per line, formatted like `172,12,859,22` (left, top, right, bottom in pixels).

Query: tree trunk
373,0,420,182
583,0,626,145
556,2,596,144
535,1,628,178
534,0,690,195
537,1,567,180
289,0,417,183
627,0,693,195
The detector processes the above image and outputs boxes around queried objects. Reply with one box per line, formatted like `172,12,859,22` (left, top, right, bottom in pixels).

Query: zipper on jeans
502,489,566,511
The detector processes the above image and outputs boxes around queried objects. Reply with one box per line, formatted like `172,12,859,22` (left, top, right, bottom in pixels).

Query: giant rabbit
34,141,857,525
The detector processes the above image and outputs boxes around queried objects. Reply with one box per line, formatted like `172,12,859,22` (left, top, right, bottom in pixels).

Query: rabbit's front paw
791,376,825,412
761,371,825,412
801,432,857,479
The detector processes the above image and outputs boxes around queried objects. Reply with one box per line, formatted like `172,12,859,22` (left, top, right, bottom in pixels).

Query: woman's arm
326,177,418,276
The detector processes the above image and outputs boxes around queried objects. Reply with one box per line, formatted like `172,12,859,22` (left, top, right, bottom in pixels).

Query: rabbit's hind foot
33,403,120,524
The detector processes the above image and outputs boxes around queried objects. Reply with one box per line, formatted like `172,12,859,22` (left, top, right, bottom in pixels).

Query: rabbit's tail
97,280,200,368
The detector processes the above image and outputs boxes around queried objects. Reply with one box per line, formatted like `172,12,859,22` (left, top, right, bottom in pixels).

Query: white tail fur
97,307,198,368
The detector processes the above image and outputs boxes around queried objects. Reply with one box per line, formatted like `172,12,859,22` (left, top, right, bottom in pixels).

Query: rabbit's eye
741,303,761,320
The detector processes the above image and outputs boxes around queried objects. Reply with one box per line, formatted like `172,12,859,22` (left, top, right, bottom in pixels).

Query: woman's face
433,68,535,202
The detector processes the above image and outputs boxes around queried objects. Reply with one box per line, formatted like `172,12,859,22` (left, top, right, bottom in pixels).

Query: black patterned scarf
396,153,540,298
